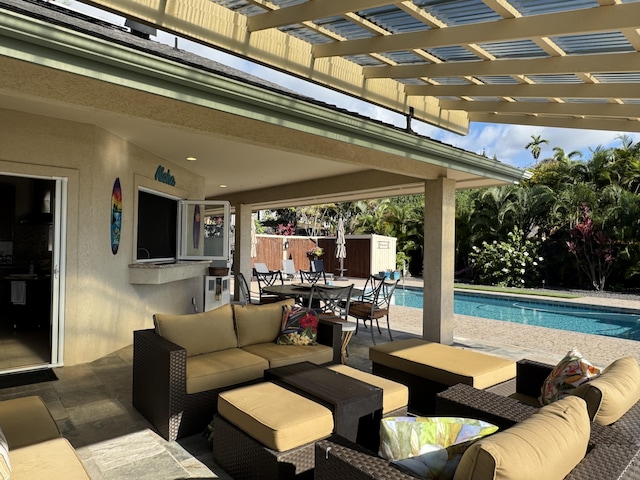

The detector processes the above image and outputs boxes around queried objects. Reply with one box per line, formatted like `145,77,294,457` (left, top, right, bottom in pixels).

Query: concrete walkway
0,278,638,478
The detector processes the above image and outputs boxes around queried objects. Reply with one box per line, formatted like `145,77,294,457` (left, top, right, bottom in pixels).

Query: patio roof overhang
78,0,640,136
0,0,528,208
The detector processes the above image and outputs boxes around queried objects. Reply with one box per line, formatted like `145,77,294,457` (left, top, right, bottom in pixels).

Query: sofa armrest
317,320,342,364
516,359,553,399
436,383,537,431
315,435,414,480
132,329,187,440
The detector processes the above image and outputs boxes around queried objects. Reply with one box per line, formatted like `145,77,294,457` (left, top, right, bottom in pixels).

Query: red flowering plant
566,203,616,291
277,306,319,345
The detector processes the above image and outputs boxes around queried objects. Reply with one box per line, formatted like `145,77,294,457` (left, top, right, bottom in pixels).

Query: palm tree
525,134,549,162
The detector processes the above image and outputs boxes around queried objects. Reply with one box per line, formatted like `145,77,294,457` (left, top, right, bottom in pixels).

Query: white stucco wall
0,108,206,365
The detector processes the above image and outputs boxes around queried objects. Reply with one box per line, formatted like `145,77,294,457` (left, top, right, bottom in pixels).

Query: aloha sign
155,165,176,186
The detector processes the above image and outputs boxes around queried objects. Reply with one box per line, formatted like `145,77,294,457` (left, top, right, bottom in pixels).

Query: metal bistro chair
299,269,327,285
308,284,355,364
348,275,399,345
231,272,254,305
254,270,284,304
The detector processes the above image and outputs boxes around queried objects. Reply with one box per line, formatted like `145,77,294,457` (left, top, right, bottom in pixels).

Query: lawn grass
454,283,582,299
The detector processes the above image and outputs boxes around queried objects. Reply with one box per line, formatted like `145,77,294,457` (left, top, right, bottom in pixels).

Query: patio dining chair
309,284,355,364
308,284,354,322
299,269,326,285
348,275,399,345
254,270,284,304
231,272,255,305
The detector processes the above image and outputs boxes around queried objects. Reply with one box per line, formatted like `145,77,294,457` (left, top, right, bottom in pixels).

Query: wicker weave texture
212,415,317,479
315,436,413,480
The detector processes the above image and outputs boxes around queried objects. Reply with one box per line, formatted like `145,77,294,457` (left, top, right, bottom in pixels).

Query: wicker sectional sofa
132,299,341,441
314,357,640,480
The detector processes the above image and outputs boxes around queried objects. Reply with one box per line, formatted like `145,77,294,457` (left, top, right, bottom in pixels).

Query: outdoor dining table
262,283,364,301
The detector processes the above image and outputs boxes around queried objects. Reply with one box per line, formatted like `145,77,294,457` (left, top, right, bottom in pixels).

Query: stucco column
233,203,254,300
422,177,456,345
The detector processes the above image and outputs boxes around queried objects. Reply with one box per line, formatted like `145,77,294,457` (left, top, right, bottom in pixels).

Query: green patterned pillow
379,416,498,480
276,306,319,345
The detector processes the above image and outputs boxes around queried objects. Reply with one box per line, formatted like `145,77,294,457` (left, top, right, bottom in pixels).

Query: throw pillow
539,348,600,406
379,416,498,480
0,427,11,480
277,305,319,345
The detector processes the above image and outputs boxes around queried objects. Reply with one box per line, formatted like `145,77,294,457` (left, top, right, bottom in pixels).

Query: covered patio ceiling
83,0,640,135
0,0,527,209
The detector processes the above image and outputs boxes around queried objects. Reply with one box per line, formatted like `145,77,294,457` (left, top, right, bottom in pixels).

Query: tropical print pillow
276,305,319,345
379,416,498,480
539,348,601,405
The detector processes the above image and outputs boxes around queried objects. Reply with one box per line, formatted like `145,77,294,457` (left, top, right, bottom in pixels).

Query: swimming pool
392,288,640,341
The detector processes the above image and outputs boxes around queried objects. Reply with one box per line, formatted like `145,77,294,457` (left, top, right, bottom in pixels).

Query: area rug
0,369,58,389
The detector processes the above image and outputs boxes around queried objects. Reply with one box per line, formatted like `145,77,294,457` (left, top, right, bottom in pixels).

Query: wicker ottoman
369,338,516,414
214,382,334,479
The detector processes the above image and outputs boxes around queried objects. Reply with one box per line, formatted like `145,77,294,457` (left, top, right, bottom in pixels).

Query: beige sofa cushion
327,364,408,415
186,349,269,394
242,342,333,368
218,382,333,452
234,299,294,347
573,356,640,425
0,396,60,450
10,438,90,479
370,338,516,389
154,304,237,356
454,396,590,480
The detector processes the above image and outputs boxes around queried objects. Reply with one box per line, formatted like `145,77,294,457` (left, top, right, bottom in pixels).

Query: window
136,189,178,262
135,188,230,263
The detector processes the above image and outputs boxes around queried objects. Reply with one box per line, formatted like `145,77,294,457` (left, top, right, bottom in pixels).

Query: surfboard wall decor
111,178,122,255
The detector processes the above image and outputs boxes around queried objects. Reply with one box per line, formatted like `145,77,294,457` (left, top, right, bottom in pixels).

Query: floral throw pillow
379,416,498,480
276,306,319,345
539,348,601,406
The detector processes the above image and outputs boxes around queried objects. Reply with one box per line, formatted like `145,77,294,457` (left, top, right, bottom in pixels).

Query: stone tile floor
1,279,640,478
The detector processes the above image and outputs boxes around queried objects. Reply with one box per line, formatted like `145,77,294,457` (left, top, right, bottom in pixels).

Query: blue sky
69,1,640,170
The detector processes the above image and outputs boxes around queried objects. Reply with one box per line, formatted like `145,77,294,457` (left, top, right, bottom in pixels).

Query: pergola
84,0,640,134
3,0,637,351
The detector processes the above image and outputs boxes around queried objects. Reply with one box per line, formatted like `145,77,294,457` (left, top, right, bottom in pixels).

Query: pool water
392,288,640,341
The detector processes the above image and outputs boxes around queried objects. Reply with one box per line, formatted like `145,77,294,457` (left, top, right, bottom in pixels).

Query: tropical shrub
470,227,544,288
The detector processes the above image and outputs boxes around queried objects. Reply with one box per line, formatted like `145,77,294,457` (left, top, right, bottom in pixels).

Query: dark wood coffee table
264,362,383,450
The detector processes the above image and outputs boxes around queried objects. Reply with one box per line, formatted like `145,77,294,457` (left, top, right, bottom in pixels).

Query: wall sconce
283,240,289,250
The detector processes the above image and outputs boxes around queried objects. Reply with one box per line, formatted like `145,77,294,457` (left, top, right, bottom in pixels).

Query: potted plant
306,246,324,260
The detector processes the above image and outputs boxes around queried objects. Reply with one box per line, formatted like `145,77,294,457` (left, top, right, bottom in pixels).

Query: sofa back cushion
572,356,640,425
453,396,590,480
154,304,237,356
234,299,295,347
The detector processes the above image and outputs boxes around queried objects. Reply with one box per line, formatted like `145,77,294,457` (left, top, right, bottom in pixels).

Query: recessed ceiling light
219,184,227,188
186,156,197,161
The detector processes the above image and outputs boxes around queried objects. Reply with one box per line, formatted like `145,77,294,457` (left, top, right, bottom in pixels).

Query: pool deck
368,278,640,369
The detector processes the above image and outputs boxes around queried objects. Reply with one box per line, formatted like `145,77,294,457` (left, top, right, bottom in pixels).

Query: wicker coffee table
264,362,383,450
